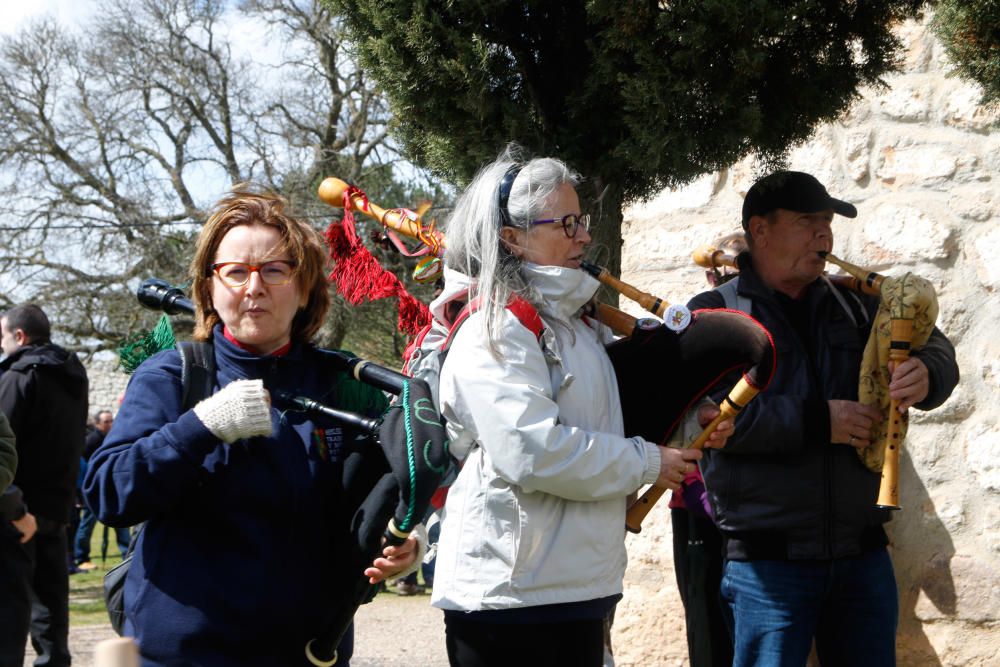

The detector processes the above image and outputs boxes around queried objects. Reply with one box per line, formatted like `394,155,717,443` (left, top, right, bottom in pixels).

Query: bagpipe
576,263,776,532
819,252,939,510
134,279,450,666
317,178,776,534
693,244,940,510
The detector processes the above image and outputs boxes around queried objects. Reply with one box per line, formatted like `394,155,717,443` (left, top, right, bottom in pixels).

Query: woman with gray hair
429,147,733,666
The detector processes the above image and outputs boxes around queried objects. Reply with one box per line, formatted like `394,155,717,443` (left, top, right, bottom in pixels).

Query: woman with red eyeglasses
429,146,733,667
84,187,418,666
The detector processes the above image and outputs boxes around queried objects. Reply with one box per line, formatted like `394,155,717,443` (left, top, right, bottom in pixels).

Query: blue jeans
720,549,898,667
73,507,131,563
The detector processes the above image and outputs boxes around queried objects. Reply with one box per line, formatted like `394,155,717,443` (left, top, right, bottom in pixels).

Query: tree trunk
581,176,624,308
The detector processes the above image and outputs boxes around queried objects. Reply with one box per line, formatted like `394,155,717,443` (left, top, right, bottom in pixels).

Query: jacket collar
211,325,306,374
520,263,600,320
429,268,473,325
2,342,70,372
430,264,600,325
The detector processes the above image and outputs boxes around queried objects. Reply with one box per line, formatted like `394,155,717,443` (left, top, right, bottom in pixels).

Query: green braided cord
117,314,177,374
399,379,418,532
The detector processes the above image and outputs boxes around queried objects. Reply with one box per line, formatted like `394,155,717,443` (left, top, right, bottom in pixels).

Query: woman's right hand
193,379,273,443
654,446,703,491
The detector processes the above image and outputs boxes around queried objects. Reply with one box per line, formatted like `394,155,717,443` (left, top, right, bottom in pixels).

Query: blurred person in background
0,303,89,667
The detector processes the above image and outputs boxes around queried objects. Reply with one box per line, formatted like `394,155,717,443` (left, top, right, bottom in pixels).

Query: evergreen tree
933,0,1000,105
328,0,925,286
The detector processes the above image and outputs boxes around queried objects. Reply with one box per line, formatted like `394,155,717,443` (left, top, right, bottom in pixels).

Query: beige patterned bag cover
857,272,938,472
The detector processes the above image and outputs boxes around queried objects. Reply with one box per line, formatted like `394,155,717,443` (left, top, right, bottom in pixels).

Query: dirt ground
24,591,448,667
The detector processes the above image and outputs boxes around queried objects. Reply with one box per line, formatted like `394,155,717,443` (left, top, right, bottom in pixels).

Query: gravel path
25,592,448,666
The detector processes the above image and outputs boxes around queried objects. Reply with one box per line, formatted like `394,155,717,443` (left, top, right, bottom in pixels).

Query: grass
68,523,433,627
69,523,129,627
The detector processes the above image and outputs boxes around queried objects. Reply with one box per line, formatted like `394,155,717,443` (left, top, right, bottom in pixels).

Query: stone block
984,359,1000,390
844,129,873,182
967,424,1000,493
896,19,933,73
973,229,1000,290
913,383,974,423
914,554,1000,623
876,143,958,187
947,189,997,222
842,96,874,125
728,160,762,200
788,132,837,186
933,495,967,533
938,82,1000,132
980,134,1000,175
621,224,709,273
624,172,720,220
861,203,952,261
878,81,932,122
933,303,969,346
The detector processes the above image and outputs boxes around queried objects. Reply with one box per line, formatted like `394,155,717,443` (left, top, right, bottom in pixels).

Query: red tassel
325,202,431,337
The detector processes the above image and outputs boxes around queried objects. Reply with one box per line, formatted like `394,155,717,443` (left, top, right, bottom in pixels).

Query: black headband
497,164,522,227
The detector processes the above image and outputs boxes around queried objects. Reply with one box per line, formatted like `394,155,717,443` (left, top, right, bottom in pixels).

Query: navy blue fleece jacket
83,327,387,666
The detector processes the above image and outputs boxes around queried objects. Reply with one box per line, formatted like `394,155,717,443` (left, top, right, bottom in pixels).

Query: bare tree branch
0,0,424,358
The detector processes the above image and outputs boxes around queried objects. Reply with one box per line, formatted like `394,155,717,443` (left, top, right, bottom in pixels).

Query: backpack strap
715,277,752,315
178,341,215,411
821,275,870,327
401,324,435,376
442,295,545,351
506,296,545,340
107,341,212,634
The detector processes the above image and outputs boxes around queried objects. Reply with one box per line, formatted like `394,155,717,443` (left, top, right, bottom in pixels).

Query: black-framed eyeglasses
528,213,592,239
211,260,297,287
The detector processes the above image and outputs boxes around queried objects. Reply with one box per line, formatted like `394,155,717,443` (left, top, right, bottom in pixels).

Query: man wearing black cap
685,171,959,665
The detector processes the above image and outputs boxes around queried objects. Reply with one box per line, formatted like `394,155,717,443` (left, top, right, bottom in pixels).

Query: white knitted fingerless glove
192,379,272,443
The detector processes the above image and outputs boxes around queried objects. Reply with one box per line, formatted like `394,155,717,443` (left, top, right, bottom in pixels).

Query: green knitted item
329,351,391,416
117,314,177,374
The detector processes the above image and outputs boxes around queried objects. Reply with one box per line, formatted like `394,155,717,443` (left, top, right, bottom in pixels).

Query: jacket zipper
753,285,834,558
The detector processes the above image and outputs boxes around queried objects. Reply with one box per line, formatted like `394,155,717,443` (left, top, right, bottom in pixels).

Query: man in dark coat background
0,304,89,667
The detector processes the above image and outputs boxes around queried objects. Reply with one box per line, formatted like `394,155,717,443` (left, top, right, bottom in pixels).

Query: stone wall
614,14,999,667
85,358,129,420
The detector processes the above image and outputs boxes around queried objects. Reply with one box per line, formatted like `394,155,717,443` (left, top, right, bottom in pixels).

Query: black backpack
103,341,214,635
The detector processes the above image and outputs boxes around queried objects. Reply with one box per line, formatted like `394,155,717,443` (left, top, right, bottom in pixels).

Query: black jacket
83,426,105,461
688,254,959,560
0,342,89,524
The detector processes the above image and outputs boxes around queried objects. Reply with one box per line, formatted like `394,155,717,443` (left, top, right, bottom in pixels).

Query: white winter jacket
430,264,661,612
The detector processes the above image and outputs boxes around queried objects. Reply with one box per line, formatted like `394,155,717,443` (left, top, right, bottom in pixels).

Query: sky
0,0,96,34
0,1,431,307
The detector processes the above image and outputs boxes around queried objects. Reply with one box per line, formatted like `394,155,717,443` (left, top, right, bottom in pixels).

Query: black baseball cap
741,171,857,230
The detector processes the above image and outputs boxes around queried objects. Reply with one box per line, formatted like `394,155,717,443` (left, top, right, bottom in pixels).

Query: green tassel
117,314,177,374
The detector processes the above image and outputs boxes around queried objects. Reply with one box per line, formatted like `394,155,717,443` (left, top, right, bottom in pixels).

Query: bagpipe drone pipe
315,177,777,534
136,279,450,666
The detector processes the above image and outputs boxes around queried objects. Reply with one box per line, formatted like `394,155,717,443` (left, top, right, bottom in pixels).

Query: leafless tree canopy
0,0,427,359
